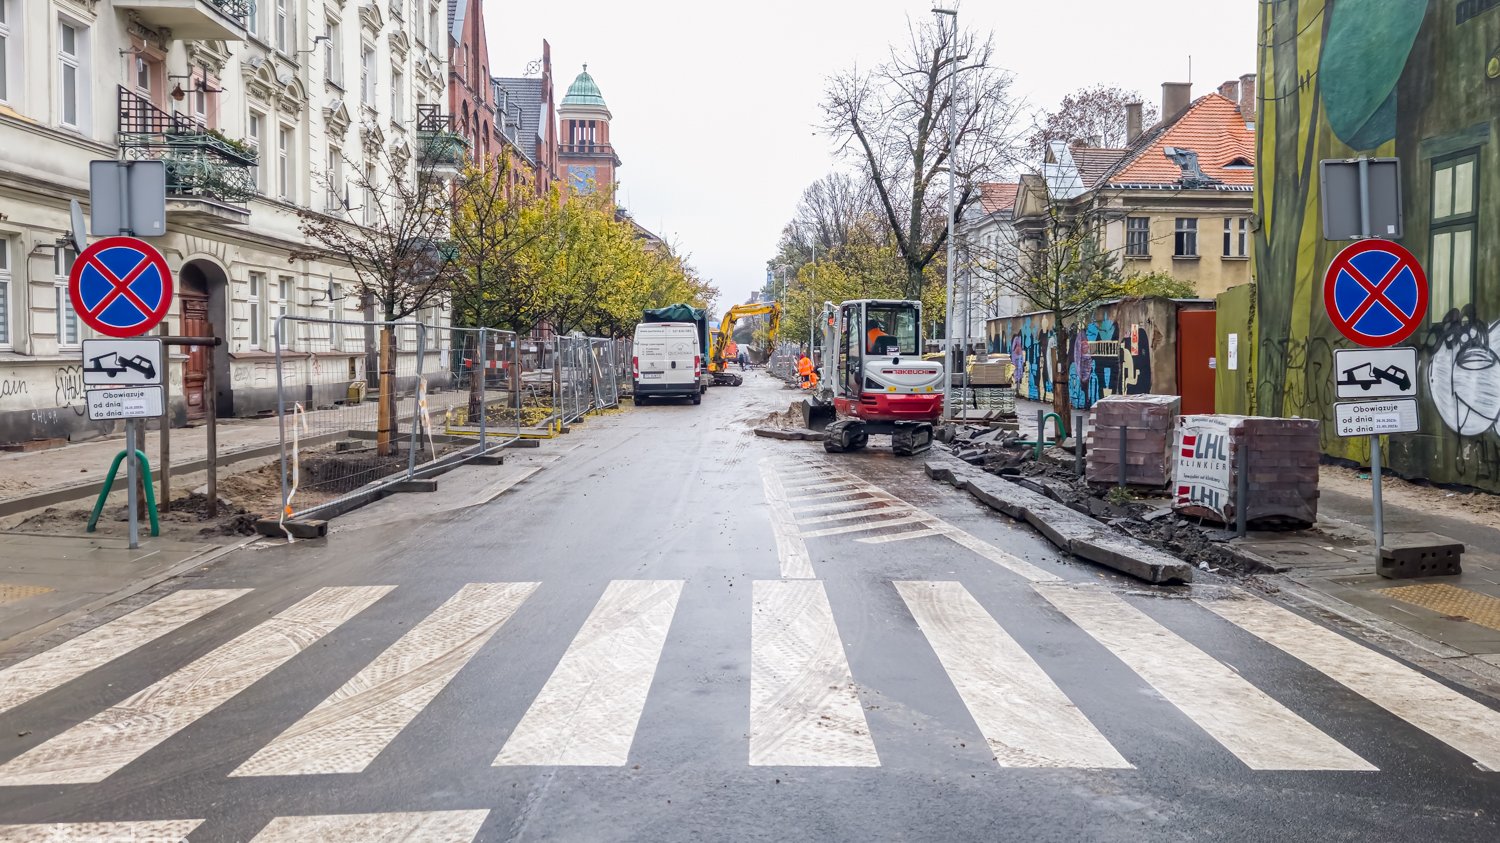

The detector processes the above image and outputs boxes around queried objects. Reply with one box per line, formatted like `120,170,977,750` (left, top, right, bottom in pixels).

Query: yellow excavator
708,301,782,386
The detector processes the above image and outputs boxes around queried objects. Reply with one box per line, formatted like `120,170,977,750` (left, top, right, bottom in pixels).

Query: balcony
559,141,621,167
114,0,250,41
117,87,258,209
416,104,471,170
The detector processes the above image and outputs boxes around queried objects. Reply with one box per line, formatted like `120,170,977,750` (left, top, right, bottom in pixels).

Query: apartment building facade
0,0,450,443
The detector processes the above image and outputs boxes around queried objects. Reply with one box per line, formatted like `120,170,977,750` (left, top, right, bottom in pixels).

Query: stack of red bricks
1085,395,1180,487
1236,417,1321,526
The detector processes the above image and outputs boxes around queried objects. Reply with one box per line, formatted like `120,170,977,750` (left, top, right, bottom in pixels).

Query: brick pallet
1085,395,1180,487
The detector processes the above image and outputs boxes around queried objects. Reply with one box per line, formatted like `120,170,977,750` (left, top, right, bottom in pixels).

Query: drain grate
0,584,56,605
1377,583,1500,633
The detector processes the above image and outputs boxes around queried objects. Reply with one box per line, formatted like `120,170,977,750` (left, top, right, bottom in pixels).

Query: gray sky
487,1,1258,311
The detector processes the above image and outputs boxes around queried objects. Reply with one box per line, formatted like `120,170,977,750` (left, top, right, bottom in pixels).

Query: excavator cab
818,299,944,456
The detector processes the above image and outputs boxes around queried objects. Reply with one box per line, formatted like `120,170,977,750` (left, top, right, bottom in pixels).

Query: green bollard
87,449,161,537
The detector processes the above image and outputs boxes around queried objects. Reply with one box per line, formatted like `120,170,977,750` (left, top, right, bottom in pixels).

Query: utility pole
934,4,958,420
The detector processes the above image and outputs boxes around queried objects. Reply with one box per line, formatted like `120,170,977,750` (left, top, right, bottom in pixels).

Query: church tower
557,65,621,196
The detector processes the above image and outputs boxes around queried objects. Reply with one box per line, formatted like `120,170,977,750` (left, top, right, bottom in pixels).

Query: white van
633,322,703,405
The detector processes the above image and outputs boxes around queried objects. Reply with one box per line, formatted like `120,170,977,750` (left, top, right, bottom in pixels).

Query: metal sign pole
125,419,140,550
1357,155,1385,565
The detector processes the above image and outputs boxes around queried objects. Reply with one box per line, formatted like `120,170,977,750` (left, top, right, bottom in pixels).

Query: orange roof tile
1105,93,1254,188
979,182,1019,214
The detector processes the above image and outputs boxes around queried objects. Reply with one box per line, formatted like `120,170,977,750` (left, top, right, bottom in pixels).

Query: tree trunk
1051,320,1073,438
467,331,485,425
377,327,396,456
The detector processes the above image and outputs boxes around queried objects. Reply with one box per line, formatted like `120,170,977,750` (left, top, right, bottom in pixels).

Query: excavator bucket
797,398,836,431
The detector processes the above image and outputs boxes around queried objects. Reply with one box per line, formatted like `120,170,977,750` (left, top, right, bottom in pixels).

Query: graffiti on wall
995,314,1156,409
0,378,26,402
54,367,87,417
1424,309,1500,437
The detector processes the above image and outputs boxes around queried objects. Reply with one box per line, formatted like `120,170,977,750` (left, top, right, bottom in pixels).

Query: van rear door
635,324,698,387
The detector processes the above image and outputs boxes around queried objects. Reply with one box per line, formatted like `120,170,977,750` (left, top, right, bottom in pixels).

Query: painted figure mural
1254,0,1500,490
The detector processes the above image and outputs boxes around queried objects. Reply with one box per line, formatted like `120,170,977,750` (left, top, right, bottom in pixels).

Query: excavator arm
710,302,782,372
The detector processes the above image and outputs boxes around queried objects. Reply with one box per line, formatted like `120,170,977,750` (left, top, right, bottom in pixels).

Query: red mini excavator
801,300,945,456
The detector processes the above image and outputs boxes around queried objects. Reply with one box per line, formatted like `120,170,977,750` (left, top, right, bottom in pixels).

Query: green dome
561,66,607,108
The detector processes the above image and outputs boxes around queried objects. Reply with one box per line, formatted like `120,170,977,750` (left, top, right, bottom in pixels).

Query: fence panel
275,316,426,521
423,325,523,460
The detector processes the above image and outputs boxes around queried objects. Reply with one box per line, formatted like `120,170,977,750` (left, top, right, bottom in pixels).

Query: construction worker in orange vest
797,353,819,389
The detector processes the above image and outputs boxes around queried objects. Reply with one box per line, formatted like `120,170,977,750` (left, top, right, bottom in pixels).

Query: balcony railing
117,87,258,204
113,0,250,41
559,142,616,157
416,104,471,167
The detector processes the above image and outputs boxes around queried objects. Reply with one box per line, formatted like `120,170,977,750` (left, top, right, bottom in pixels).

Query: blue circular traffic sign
68,236,174,338
1323,239,1428,348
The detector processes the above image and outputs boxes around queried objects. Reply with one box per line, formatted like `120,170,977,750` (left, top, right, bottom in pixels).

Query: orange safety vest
797,357,813,376
867,328,889,351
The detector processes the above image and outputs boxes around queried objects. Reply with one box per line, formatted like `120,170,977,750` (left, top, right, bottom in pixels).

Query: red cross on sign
1323,239,1428,348
68,237,174,338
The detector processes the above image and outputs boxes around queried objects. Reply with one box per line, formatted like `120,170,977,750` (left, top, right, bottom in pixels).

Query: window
277,276,294,322
1174,218,1198,258
278,125,292,200
248,111,264,192
1223,218,1248,258
361,44,376,107
324,19,340,84
55,246,78,347
391,68,404,119
0,0,12,104
363,164,377,225
1430,152,1479,320
326,146,343,211
0,238,10,347
328,284,343,349
863,304,919,356
1125,217,1150,257
429,5,439,50
248,272,264,349
275,0,288,52
58,19,84,129
246,0,258,37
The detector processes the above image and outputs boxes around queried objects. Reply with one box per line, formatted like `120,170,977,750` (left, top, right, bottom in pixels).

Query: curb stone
926,453,1193,585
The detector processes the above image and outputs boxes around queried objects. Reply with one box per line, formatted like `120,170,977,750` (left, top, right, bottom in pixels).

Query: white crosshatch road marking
749,580,879,767
760,459,814,578
767,460,1060,583
1202,591,1500,771
1038,584,1376,771
495,580,682,766
897,581,1131,768
233,583,538,776
0,820,204,841
0,586,393,786
249,810,489,842
0,589,250,716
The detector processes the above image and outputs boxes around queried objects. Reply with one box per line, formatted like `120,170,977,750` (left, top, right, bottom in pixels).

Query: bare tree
972,181,1131,427
294,140,461,455
821,15,1022,301
1026,85,1159,161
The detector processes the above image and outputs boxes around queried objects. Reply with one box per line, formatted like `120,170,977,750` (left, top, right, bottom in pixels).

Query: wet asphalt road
0,372,1498,842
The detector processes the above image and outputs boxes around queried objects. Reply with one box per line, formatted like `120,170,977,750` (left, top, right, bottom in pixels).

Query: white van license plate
641,371,663,378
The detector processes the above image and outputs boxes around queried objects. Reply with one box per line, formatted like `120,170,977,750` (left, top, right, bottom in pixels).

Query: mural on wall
1254,0,1500,490
991,310,1157,409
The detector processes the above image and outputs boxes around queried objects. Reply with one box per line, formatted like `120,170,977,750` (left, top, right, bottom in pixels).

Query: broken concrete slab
255,518,328,539
925,451,1192,585
754,427,823,442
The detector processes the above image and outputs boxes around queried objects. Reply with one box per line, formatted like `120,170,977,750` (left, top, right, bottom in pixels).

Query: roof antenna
1188,55,1193,84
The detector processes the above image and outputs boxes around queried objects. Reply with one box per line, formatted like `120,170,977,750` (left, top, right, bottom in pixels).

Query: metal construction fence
768,343,800,384
273,316,523,522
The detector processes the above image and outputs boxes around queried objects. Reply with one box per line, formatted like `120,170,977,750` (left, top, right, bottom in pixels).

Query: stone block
1378,532,1464,579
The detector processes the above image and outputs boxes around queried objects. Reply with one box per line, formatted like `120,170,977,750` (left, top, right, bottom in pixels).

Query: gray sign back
1320,158,1403,240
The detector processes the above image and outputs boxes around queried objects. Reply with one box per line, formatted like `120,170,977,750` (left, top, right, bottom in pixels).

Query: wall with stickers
1251,0,1500,491
985,297,1210,410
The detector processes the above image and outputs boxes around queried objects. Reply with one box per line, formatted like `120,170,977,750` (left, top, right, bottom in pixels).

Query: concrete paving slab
0,533,222,643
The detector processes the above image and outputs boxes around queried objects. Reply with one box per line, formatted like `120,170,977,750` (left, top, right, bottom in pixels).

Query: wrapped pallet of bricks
1085,394,1180,488
1174,415,1320,528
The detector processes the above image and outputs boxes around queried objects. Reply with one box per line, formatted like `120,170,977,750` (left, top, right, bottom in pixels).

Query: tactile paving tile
0,584,55,605
1378,583,1500,632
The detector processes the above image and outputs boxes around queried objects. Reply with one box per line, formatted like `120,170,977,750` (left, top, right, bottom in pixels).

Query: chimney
1125,102,1143,144
1162,82,1192,122
1218,80,1240,101
1238,73,1258,124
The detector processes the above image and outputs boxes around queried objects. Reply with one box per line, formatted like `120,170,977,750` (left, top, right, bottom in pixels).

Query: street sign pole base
86,447,160,538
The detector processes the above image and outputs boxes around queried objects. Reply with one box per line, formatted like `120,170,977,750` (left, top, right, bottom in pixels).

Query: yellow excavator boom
710,302,782,373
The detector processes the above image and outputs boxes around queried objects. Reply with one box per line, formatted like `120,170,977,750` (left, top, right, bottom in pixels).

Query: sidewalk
1010,397,1500,683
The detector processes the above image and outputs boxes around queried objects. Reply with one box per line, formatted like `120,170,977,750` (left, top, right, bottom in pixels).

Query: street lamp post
934,5,958,421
